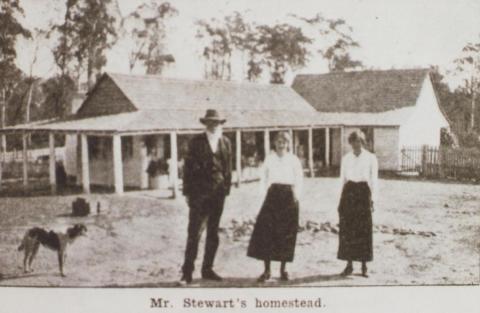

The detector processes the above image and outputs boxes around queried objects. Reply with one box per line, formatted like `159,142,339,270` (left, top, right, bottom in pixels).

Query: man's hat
199,109,226,124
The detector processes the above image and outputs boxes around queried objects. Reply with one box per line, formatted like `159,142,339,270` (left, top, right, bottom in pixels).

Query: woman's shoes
361,264,368,277
257,271,290,282
257,271,271,283
341,264,353,276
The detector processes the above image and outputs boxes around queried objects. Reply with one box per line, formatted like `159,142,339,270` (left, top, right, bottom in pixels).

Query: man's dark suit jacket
183,133,232,199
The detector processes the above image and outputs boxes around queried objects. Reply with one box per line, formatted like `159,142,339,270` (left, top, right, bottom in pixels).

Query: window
88,136,111,159
88,137,101,159
122,136,134,160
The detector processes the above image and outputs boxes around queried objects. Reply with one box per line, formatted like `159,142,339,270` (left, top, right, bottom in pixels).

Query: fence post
421,145,428,177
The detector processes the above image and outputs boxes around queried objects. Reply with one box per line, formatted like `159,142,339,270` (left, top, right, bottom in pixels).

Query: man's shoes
201,269,223,281
180,272,193,284
341,264,353,276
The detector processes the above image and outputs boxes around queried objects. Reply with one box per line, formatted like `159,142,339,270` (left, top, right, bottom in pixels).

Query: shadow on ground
103,274,350,288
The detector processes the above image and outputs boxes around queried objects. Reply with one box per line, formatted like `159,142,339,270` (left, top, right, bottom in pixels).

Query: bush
146,159,169,177
458,132,480,150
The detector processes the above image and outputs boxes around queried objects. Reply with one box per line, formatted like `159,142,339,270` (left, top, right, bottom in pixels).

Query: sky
16,0,480,86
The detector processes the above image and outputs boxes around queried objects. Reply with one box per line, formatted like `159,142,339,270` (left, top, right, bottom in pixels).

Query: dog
18,224,87,277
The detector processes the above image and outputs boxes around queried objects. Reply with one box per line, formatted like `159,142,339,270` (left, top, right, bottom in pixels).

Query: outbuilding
292,68,450,170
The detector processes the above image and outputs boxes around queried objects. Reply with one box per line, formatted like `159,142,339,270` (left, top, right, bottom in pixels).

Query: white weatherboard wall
399,78,449,148
373,127,400,171
342,126,400,171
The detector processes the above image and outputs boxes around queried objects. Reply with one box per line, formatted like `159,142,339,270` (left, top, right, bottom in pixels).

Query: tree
256,23,311,84
23,28,52,128
123,1,178,74
40,75,76,120
293,14,363,72
196,18,233,80
454,37,480,131
53,0,118,90
197,12,264,82
52,0,79,81
224,12,263,82
0,0,30,152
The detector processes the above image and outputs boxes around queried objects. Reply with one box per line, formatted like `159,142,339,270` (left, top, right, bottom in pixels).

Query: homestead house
292,68,450,171
0,73,344,196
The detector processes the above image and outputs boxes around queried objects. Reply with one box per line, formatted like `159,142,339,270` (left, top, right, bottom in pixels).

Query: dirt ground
0,178,478,287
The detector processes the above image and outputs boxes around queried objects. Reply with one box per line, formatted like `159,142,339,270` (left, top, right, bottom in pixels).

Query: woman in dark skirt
337,130,378,277
247,131,303,282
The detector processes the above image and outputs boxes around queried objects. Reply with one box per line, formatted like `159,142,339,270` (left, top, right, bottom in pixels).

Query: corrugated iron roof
4,109,343,134
108,72,315,113
292,68,429,113
2,70,428,134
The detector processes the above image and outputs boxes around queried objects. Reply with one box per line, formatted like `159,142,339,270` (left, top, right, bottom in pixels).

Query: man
181,109,233,284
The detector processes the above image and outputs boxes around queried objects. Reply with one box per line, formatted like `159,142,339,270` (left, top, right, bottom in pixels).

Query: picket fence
401,146,480,180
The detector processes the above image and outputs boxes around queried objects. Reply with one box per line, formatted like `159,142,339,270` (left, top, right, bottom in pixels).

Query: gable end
76,74,137,118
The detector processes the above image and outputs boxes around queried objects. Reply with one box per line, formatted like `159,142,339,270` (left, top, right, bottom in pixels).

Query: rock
306,220,318,230
444,203,449,208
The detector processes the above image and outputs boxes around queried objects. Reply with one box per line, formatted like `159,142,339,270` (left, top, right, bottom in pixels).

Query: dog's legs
23,248,29,273
28,242,40,272
23,239,32,273
58,250,66,277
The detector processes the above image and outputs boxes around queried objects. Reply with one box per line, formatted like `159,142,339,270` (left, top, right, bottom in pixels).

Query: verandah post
170,131,179,198
48,132,57,194
264,129,270,159
80,133,90,194
308,127,314,177
22,132,28,189
235,130,241,187
112,134,124,194
325,127,330,167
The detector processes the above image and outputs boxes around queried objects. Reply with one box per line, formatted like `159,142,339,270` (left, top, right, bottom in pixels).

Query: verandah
0,126,342,197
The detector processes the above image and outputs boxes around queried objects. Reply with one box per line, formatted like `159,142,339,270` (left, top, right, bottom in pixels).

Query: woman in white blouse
247,131,303,282
337,130,378,277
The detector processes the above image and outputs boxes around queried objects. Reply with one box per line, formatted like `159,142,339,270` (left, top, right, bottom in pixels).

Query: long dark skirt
337,181,373,262
247,184,299,262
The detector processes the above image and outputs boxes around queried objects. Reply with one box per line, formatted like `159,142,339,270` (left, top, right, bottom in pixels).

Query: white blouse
339,148,379,203
261,152,304,200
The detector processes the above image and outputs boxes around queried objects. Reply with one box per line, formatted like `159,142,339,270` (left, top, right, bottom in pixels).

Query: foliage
40,75,77,120
0,0,30,129
256,23,311,84
123,1,178,74
196,11,362,83
440,128,456,148
196,18,233,80
146,159,169,176
293,13,363,72
53,0,118,89
430,66,480,141
196,13,312,84
457,132,480,149
453,36,480,131
225,12,262,81
0,0,31,64
197,12,266,82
